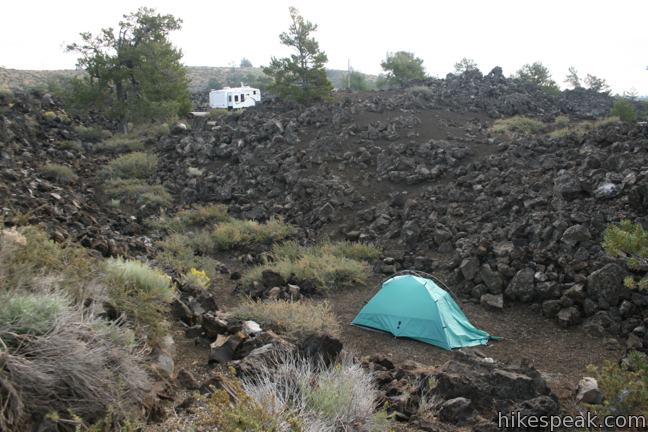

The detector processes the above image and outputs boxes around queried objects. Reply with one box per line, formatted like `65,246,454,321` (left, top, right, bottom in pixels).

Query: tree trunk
115,80,129,134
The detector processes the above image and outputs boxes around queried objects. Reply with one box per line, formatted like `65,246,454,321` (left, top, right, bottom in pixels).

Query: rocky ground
1,69,647,430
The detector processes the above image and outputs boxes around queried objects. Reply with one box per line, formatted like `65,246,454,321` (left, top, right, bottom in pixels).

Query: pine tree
263,7,332,103
67,8,191,133
380,51,426,87
603,220,648,289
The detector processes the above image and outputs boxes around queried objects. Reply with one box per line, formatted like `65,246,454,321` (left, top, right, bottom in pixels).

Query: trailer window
241,94,245,102
253,90,257,95
228,95,232,102
234,95,239,102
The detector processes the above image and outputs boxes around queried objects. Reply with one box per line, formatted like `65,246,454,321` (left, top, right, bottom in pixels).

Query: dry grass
74,125,112,143
155,233,223,279
241,352,388,432
208,218,296,251
102,179,172,208
491,116,545,135
243,241,373,293
0,309,150,430
40,163,78,184
100,152,158,180
151,204,231,233
548,116,620,138
0,226,96,301
102,258,175,341
0,227,152,429
230,299,341,338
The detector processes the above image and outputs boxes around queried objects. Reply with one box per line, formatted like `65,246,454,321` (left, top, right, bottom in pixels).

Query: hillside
0,66,376,93
2,68,648,430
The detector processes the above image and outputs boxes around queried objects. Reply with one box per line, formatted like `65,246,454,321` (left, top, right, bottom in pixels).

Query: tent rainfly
351,274,499,350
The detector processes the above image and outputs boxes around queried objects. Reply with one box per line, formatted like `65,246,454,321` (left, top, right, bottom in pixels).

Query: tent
351,273,498,350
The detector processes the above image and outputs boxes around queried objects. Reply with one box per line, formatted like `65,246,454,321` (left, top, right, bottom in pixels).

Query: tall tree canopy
515,62,560,94
380,51,427,87
454,58,479,74
263,7,332,103
67,8,191,133
564,66,581,89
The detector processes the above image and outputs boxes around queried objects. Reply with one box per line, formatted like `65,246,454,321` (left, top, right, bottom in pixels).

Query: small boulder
460,257,480,281
587,263,626,307
557,306,581,328
505,268,535,302
561,224,591,247
576,377,602,405
438,397,475,425
299,333,343,365
480,293,504,311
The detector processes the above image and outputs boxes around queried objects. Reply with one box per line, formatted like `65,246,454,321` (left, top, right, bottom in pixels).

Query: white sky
2,0,647,94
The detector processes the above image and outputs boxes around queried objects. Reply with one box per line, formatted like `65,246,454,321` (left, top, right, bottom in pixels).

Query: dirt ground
329,281,622,401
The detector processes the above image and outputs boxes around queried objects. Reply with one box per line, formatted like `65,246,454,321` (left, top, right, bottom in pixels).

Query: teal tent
352,274,498,350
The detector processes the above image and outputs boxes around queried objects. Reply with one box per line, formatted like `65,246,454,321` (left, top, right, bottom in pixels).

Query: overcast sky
2,0,647,94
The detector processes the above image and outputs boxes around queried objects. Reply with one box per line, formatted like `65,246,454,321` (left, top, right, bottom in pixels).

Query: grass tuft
75,125,112,143
103,179,172,208
208,218,296,251
151,204,231,233
100,152,158,180
102,258,175,340
40,163,78,184
491,116,545,135
0,292,69,338
230,299,340,338
243,240,376,294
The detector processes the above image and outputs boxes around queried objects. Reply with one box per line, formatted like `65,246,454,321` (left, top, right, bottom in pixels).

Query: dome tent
351,273,499,350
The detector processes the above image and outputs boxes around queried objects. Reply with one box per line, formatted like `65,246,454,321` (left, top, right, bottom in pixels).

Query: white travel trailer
209,84,261,110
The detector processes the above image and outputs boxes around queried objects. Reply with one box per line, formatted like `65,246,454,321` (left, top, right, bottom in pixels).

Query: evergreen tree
380,51,426,87
564,66,581,89
263,7,332,103
67,8,191,133
603,220,648,289
584,74,610,93
454,58,479,74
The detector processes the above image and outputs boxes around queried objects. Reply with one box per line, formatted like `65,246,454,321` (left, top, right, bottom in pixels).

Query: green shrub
603,220,648,289
131,123,170,140
587,351,648,418
0,310,150,430
230,299,340,338
103,258,175,340
40,163,78,184
243,251,369,293
273,240,380,263
611,99,637,122
151,204,231,232
103,179,172,208
205,218,296,251
75,125,112,143
491,116,545,135
100,152,158,180
0,292,69,338
241,353,388,431
155,233,222,279
0,226,96,300
319,241,381,261
554,115,570,127
200,373,300,431
548,116,620,139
